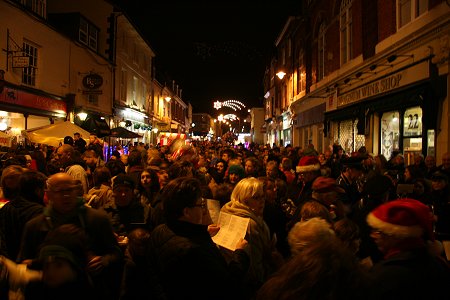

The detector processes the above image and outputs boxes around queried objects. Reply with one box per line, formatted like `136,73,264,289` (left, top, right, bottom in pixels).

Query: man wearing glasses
17,172,122,299
146,177,249,300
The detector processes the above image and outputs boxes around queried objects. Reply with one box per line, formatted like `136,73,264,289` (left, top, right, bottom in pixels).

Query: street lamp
77,112,88,121
276,71,286,80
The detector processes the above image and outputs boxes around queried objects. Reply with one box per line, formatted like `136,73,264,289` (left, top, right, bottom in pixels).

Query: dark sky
116,0,301,116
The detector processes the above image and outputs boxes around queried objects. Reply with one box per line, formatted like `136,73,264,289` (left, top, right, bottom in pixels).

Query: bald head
46,173,80,214
57,144,74,164
47,172,75,189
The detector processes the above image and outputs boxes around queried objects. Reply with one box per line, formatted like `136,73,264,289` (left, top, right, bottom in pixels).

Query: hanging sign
12,56,30,68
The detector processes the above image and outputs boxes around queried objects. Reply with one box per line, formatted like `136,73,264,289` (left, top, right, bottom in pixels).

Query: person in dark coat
104,174,145,237
17,173,123,299
146,177,250,300
0,169,46,260
366,198,450,300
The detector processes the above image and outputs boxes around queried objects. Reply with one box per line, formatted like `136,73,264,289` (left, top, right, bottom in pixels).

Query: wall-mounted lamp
165,96,171,102
387,54,413,63
0,121,7,131
369,63,392,71
77,112,88,121
119,118,126,127
276,71,286,80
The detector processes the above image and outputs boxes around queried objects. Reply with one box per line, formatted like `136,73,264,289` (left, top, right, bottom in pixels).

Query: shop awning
22,121,90,147
107,127,142,139
81,117,111,137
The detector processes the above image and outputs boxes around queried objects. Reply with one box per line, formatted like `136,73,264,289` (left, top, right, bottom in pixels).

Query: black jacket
146,221,249,300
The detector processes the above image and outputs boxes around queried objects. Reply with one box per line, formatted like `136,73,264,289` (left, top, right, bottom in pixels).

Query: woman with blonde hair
220,177,281,298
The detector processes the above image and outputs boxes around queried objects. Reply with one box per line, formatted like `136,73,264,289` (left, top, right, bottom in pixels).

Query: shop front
114,105,151,144
0,82,67,145
325,58,446,162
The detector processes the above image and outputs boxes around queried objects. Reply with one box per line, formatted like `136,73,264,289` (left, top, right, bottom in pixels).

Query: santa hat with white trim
367,198,434,240
296,155,321,173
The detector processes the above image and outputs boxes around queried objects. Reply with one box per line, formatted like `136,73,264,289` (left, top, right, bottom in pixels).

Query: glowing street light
276,71,286,80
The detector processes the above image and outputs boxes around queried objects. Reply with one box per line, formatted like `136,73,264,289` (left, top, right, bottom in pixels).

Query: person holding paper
146,177,249,300
220,177,281,299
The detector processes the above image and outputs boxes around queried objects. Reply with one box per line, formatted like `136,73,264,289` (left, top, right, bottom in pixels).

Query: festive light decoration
223,114,238,121
213,99,246,111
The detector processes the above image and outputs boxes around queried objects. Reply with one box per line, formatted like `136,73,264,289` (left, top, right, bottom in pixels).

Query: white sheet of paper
206,199,221,225
442,241,450,261
212,211,249,251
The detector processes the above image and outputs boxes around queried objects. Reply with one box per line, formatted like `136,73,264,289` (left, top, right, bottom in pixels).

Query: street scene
1,0,450,299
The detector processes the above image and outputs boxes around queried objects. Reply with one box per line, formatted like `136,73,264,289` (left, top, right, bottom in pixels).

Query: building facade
266,0,449,164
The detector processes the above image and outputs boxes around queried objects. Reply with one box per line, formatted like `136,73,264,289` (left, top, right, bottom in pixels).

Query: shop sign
0,87,66,115
337,60,430,108
12,56,30,68
82,73,103,89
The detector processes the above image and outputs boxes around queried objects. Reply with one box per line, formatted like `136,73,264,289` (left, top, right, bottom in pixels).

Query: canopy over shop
22,121,90,147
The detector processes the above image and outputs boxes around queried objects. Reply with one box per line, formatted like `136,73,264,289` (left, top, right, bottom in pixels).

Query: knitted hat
367,198,434,240
39,245,82,270
296,156,320,173
228,164,245,179
113,174,135,190
363,174,393,196
341,156,364,170
312,176,345,193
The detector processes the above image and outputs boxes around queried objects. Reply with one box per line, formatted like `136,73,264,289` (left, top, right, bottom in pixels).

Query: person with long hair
220,177,281,298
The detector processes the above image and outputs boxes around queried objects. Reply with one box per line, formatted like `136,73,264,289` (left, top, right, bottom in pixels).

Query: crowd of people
0,136,449,300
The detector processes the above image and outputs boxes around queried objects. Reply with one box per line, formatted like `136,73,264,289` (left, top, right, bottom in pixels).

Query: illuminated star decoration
213,99,246,111
214,101,222,110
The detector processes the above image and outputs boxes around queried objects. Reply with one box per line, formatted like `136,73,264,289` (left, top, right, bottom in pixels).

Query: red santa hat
296,155,320,173
367,198,434,240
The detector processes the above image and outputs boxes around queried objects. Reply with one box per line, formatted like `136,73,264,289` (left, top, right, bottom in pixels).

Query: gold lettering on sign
338,74,402,107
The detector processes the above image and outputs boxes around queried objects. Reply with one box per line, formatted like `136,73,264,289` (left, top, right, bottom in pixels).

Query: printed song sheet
443,241,450,261
212,212,249,251
206,199,221,225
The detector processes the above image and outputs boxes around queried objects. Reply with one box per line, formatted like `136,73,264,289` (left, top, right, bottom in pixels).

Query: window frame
397,0,428,29
318,22,326,81
22,41,38,86
340,0,353,65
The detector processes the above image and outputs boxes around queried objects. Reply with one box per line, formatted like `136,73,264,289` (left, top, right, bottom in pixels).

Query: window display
381,111,400,159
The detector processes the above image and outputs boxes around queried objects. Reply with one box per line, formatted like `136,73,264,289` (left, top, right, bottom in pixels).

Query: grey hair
231,177,263,205
288,217,335,256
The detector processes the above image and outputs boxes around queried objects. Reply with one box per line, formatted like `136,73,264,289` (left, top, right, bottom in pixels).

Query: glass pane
381,111,400,160
403,106,422,136
339,119,354,154
400,0,411,27
416,0,428,16
427,129,435,157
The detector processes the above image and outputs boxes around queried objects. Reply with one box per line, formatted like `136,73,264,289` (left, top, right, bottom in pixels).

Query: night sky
115,0,301,116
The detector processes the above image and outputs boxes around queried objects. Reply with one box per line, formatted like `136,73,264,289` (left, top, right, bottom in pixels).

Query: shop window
403,106,422,165
22,41,38,86
334,119,365,155
381,111,400,160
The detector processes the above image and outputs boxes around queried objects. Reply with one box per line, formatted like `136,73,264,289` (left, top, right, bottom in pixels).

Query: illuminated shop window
381,111,400,159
